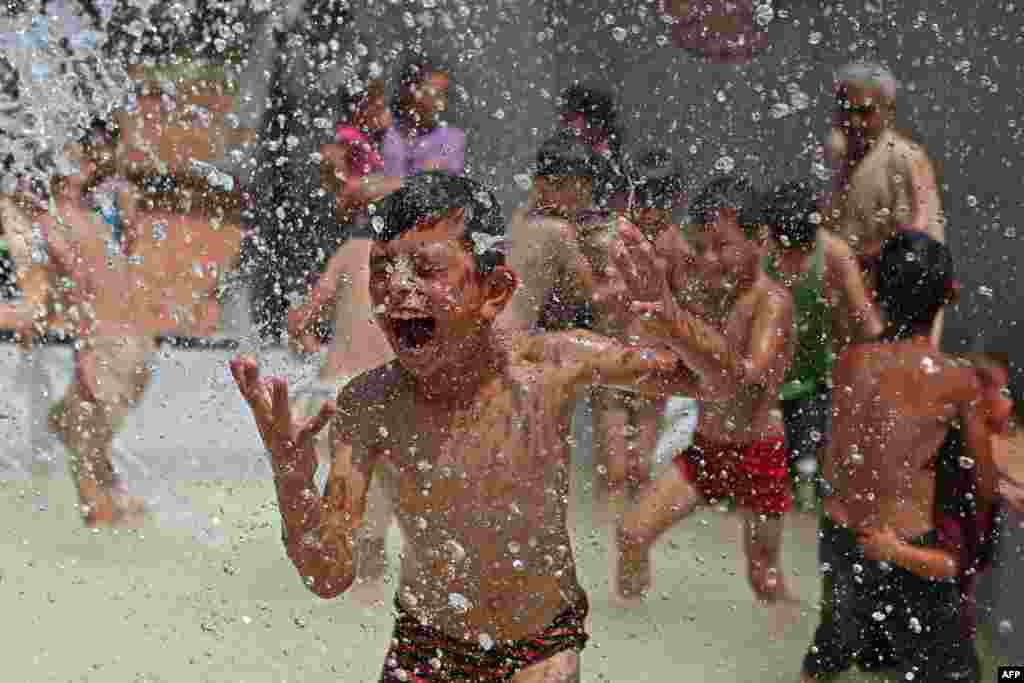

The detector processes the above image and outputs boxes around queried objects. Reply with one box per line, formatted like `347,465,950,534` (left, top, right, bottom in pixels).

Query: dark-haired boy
232,171,737,683
801,232,1004,683
618,175,797,604
762,181,882,508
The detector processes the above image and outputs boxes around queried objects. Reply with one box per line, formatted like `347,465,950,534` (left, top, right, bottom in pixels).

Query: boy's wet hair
79,117,118,153
691,174,761,238
535,132,611,191
375,172,505,274
393,53,449,116
631,149,686,209
764,180,820,248
560,83,617,132
877,231,954,332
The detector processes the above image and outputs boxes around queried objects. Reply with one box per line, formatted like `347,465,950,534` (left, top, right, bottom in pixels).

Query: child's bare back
823,340,987,537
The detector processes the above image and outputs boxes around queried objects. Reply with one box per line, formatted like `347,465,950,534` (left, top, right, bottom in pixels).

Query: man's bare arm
827,234,883,345
905,149,943,241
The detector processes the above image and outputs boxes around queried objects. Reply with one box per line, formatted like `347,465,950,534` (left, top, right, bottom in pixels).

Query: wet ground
0,343,1015,682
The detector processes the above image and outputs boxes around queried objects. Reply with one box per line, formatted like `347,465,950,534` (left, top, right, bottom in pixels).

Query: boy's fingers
271,378,291,430
300,402,336,443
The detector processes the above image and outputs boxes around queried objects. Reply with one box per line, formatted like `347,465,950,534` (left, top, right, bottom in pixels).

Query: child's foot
80,483,148,529
613,526,651,602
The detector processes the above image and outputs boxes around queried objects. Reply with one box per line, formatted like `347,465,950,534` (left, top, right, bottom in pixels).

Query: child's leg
591,387,632,518
627,397,663,499
617,461,702,599
54,338,152,526
742,510,792,603
511,651,580,683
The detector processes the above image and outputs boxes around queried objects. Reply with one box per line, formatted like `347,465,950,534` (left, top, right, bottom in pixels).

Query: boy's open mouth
391,316,437,351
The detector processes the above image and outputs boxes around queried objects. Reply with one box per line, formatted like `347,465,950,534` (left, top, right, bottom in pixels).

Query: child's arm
858,526,959,580
610,219,793,400
230,357,371,598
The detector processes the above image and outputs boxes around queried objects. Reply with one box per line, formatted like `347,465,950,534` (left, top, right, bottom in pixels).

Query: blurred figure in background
824,62,945,344
761,180,882,510
382,55,466,177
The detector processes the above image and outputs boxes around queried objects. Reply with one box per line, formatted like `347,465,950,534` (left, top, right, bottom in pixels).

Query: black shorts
803,515,979,683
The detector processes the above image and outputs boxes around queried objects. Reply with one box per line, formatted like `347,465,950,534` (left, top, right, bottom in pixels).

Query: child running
10,130,154,526
617,175,797,604
231,172,735,682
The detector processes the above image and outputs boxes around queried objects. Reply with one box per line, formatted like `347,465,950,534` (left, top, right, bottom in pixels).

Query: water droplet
966,195,978,208
416,516,428,530
493,108,505,120
512,559,525,570
445,539,467,561
872,610,886,622
808,31,823,45
715,156,736,174
978,285,994,298
1005,226,1017,238
905,672,915,681
998,619,1013,635
716,90,727,103
790,91,811,111
604,12,617,25
448,592,470,612
908,616,922,633
755,3,775,26
853,563,863,574
612,26,628,42
378,426,389,438
513,174,532,191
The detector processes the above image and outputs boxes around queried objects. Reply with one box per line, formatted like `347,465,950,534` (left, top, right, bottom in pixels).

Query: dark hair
375,172,505,274
79,117,118,152
535,132,611,188
764,180,820,248
393,54,449,119
632,149,686,209
691,174,761,238
560,83,617,132
877,231,954,334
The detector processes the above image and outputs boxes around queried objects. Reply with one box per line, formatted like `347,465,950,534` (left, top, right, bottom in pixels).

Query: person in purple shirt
381,57,466,178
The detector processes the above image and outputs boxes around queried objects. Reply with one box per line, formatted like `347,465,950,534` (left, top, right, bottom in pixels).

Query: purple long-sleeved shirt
381,125,466,177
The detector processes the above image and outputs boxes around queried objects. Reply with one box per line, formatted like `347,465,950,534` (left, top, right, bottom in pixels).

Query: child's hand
857,526,902,563
229,356,334,479
286,303,322,355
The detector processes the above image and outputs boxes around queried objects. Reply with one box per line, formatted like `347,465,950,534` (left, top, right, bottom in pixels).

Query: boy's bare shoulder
337,362,410,415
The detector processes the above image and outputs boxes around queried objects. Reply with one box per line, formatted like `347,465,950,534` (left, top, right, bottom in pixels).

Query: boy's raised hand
229,356,335,478
610,218,677,335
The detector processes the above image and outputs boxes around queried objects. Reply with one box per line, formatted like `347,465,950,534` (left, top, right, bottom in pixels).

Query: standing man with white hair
824,62,946,343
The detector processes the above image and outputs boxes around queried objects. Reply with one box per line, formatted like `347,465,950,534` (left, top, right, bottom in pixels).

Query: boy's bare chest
378,375,569,510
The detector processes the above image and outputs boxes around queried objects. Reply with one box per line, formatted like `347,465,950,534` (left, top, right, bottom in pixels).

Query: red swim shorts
673,434,792,515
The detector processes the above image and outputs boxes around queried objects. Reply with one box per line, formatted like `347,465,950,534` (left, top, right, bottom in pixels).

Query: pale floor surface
0,345,1014,682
